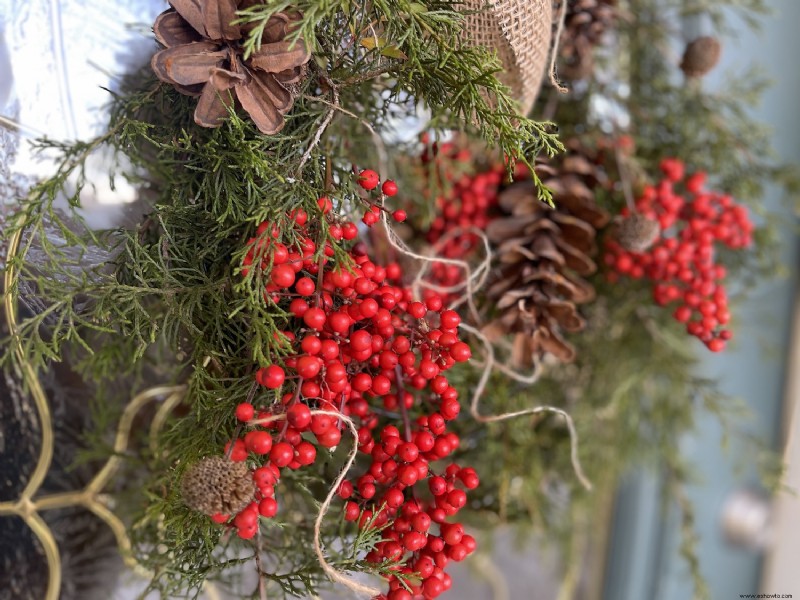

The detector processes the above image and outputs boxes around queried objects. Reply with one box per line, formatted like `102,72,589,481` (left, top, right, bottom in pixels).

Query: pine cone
558,0,617,80
151,1,311,134
680,36,722,78
181,456,255,516
484,143,609,366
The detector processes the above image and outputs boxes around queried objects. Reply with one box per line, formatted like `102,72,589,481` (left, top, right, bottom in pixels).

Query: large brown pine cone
483,143,610,366
151,0,311,134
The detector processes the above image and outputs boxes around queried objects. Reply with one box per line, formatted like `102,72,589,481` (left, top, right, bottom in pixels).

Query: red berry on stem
450,342,472,362
296,355,322,379
295,276,316,296
287,403,312,429
358,169,380,191
256,365,285,389
270,442,294,467
382,180,399,196
235,402,254,422
344,501,360,521
303,307,327,330
258,497,278,518
244,430,273,455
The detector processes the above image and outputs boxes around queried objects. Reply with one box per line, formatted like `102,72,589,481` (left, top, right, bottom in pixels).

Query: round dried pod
616,214,661,252
680,36,722,78
180,456,255,516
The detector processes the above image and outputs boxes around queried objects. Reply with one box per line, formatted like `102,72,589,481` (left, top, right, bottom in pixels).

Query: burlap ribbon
462,0,553,116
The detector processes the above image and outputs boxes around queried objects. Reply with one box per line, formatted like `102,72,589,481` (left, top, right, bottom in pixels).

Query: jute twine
461,0,555,114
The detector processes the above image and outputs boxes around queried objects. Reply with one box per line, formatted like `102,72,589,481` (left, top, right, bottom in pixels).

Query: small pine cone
680,36,722,78
616,214,661,252
558,0,617,80
181,456,255,516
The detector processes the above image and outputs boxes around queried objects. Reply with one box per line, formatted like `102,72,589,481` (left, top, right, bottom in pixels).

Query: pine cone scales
152,0,311,134
559,0,616,80
484,147,609,366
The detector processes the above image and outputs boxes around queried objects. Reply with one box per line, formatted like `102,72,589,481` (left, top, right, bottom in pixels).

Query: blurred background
1,0,798,598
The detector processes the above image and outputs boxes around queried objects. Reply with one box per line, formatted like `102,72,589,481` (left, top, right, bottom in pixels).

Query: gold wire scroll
0,222,187,599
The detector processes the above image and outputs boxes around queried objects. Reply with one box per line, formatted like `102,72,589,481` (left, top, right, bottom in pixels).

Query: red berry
338,480,354,499
358,169,380,191
441,523,464,545
237,524,258,539
439,310,461,329
235,402,255,422
289,298,309,317
384,487,405,508
244,430,273,455
303,307,327,330
450,342,472,362
382,180,399,196
294,441,317,465
328,311,351,334
258,497,278,518
429,476,447,496
296,355,322,379
295,276,316,296
344,501,360,521
342,222,358,240
256,365,285,389
271,263,296,288
269,442,294,467
362,210,379,226
412,511,432,532
403,531,427,552
392,209,407,223
447,544,468,561
447,488,467,509
234,507,258,529
287,403,312,429
422,577,444,598
253,465,279,487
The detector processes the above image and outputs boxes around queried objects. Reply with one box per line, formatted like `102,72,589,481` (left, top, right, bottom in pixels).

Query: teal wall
604,1,800,598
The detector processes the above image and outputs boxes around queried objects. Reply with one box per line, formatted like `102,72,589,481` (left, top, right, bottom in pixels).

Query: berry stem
395,365,413,443
253,529,268,600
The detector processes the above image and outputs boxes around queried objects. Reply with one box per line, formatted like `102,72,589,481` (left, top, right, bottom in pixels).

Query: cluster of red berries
419,141,507,302
604,158,754,352
222,176,478,598
241,171,404,284
357,168,407,225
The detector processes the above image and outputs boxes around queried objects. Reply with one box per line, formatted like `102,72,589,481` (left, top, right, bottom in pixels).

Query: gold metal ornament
0,221,188,599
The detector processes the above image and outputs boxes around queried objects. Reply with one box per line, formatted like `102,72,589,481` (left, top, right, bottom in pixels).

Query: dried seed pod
181,456,255,516
680,36,722,78
616,213,661,252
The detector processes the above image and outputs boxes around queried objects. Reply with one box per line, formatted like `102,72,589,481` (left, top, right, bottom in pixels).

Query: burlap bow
461,0,553,115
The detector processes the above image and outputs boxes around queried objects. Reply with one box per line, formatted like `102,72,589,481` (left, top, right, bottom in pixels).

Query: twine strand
250,409,380,597
459,322,592,491
549,0,570,94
